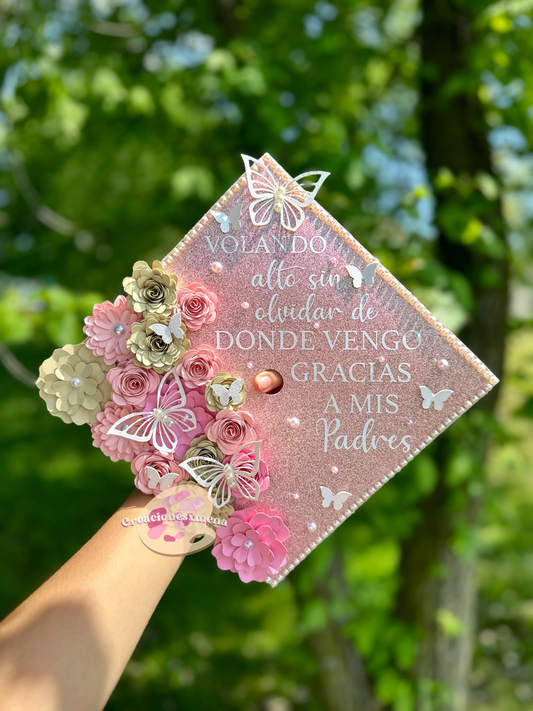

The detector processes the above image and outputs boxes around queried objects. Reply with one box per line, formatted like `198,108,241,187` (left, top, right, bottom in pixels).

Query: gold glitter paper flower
205,372,246,412
123,260,178,318
37,343,112,425
127,314,190,373
183,435,225,463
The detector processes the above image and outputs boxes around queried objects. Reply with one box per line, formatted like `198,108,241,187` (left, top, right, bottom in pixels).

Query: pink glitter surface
163,154,498,587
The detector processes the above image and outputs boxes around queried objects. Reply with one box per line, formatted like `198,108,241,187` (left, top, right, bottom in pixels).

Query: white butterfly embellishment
148,312,184,345
211,204,242,233
180,441,262,509
146,466,177,492
320,486,352,511
242,154,329,232
420,386,453,411
107,369,197,455
346,262,378,288
211,378,244,407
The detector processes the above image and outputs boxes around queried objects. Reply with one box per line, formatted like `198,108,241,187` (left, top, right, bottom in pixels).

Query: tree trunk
395,1,509,709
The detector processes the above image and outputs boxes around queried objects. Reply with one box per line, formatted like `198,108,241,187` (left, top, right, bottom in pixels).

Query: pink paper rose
144,382,214,459
224,446,269,499
131,451,188,495
83,295,141,365
91,402,149,462
212,509,290,583
107,361,161,408
175,345,222,388
177,282,218,331
205,410,257,455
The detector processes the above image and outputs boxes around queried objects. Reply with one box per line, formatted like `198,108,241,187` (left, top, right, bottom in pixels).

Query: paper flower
83,295,140,366
107,361,160,408
224,446,269,499
143,386,214,459
177,282,218,331
183,434,225,463
204,410,257,455
127,314,190,373
37,344,112,425
175,345,222,388
91,402,149,462
131,451,188,495
205,372,246,412
123,260,178,318
212,509,289,583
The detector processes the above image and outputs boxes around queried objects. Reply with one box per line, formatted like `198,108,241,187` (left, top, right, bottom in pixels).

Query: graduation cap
38,153,498,586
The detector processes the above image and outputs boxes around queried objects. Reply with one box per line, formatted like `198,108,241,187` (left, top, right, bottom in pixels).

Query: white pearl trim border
266,382,494,588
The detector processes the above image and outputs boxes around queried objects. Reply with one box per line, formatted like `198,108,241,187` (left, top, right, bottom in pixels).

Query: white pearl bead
244,539,254,549
288,417,300,428
210,262,223,274
70,376,82,388
307,521,317,532
437,358,450,370
113,323,125,336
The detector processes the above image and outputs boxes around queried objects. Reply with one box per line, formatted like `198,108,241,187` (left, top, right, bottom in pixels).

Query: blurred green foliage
0,0,533,710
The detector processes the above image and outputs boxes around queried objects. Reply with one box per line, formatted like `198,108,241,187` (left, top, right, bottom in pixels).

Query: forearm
0,490,183,711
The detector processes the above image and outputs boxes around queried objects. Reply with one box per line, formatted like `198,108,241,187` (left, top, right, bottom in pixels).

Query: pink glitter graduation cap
161,154,499,587
37,153,498,586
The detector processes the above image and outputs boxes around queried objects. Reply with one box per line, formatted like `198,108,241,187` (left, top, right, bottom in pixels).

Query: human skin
0,490,183,711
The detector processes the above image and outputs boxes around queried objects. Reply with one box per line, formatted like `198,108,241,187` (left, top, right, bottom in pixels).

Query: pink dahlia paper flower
224,446,269,499
205,410,257,455
144,384,214,459
107,361,161,408
84,296,141,365
212,509,290,583
131,451,188,495
91,402,149,462
175,345,222,388
177,282,218,331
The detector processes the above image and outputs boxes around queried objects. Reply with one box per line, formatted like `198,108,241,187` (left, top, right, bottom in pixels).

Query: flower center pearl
113,323,125,336
244,539,254,549
70,376,82,388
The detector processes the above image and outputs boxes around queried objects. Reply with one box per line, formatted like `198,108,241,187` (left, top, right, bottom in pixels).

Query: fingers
253,370,284,394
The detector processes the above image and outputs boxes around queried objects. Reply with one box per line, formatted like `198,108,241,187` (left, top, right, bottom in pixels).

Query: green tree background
1,0,532,709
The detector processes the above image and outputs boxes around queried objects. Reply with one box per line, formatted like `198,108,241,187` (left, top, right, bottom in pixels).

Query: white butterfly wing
242,154,279,199
229,203,242,229
152,420,179,455
285,170,330,208
420,386,434,410
346,265,362,288
107,411,156,442
168,312,184,340
332,491,352,511
148,322,172,344
232,471,260,501
146,466,160,490
362,262,378,286
211,383,231,407
228,378,244,405
279,196,306,232
158,370,197,435
249,196,275,227
180,455,225,488
320,486,334,508
433,389,453,411
211,210,230,233
230,441,261,478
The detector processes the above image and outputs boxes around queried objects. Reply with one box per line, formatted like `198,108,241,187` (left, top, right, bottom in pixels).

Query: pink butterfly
107,368,197,455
